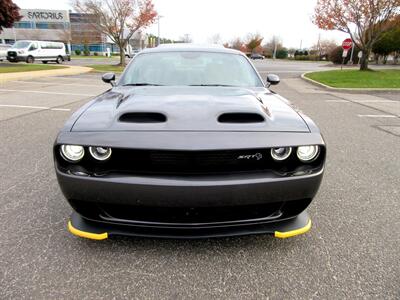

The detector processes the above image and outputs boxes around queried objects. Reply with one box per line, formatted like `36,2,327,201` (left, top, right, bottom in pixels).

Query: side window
29,43,38,51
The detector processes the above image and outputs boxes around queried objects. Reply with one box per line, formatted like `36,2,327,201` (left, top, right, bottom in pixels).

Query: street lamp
157,15,164,46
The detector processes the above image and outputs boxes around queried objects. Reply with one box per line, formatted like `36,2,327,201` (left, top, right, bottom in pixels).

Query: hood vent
119,112,167,123
218,113,265,123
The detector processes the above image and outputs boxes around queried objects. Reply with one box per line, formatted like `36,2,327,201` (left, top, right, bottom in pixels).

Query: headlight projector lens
60,145,85,162
297,145,320,162
89,146,112,161
271,147,292,161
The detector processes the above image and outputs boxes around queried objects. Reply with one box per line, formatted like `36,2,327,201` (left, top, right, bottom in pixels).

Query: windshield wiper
122,83,164,86
189,84,234,87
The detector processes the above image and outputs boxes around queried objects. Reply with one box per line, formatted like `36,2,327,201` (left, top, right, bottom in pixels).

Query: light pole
157,15,164,46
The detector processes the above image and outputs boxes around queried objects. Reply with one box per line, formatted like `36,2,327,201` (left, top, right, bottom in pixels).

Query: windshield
11,41,31,49
119,51,263,87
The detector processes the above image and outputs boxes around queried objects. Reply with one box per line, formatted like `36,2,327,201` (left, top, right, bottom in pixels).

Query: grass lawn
71,55,119,59
0,64,67,74
87,64,125,73
305,69,400,88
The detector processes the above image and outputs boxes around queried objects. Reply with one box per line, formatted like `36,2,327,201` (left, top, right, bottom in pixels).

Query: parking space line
326,100,349,103
357,114,397,118
0,88,95,97
0,104,71,111
355,100,397,103
11,80,102,87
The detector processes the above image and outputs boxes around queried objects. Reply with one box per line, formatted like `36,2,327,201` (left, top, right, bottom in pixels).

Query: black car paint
55,46,326,239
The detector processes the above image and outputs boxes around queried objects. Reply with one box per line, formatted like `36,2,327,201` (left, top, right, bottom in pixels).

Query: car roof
140,44,244,55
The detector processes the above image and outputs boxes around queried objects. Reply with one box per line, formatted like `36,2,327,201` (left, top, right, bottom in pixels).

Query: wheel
42,61,48,64
26,56,34,63
56,56,63,64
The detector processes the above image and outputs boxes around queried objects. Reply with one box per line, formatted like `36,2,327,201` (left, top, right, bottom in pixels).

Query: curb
0,65,93,84
301,71,400,92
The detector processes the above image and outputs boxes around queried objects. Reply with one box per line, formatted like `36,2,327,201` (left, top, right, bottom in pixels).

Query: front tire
26,56,34,63
56,56,63,64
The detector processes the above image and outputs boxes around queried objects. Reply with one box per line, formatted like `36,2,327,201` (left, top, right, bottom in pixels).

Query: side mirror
102,72,116,86
266,74,280,87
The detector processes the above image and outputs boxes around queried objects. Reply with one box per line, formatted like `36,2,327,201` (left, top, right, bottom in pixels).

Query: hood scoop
72,87,310,132
119,112,167,123
218,113,265,123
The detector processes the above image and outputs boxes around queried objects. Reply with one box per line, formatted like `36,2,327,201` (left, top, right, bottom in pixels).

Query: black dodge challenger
54,45,325,240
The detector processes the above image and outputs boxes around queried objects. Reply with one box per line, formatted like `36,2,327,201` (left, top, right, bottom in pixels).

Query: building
69,12,104,53
0,9,71,45
0,8,148,55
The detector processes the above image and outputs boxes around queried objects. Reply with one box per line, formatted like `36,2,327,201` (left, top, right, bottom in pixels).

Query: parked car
55,45,325,240
7,40,68,64
0,43,11,61
250,53,265,60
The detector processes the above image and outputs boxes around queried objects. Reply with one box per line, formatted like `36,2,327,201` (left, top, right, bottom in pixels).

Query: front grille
147,149,267,173
69,198,312,226
57,147,325,176
100,202,284,224
7,51,17,57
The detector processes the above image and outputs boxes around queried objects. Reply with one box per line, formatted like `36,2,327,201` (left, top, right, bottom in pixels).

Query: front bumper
57,168,323,208
68,210,312,239
7,55,26,62
57,167,322,239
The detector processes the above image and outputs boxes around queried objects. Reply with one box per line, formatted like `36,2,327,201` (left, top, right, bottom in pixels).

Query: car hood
71,86,309,132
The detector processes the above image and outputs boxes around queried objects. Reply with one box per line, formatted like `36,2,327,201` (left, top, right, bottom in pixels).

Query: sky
13,0,349,48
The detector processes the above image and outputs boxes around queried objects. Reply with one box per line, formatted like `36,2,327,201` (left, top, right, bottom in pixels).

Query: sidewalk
0,65,93,84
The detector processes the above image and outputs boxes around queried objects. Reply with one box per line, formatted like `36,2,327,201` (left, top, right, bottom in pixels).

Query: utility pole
157,15,163,46
349,40,355,65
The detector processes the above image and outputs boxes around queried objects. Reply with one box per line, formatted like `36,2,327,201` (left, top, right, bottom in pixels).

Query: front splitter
68,210,312,240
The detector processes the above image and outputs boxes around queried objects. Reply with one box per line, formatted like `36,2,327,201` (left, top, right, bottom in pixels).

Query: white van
124,44,140,58
0,44,11,61
7,40,68,64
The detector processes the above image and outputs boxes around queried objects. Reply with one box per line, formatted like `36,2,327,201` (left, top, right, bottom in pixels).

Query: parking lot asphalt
0,60,399,299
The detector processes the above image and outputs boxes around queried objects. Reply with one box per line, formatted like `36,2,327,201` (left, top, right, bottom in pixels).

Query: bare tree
245,33,263,54
311,38,338,59
263,36,283,58
313,0,400,70
208,33,222,44
229,37,247,52
180,34,193,43
230,38,243,50
74,0,157,66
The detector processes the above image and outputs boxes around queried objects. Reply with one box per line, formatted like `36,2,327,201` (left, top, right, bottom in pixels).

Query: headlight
89,146,112,161
297,145,320,162
271,147,292,161
60,145,85,162
18,50,25,54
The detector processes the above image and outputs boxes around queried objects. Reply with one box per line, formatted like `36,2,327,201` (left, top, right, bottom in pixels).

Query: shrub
74,49,81,55
83,44,90,56
329,46,361,64
276,49,288,59
329,46,345,64
309,54,320,61
295,55,310,61
93,52,98,56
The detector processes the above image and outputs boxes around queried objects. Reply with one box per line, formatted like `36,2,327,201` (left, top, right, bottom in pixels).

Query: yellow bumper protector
274,219,312,239
68,221,108,240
